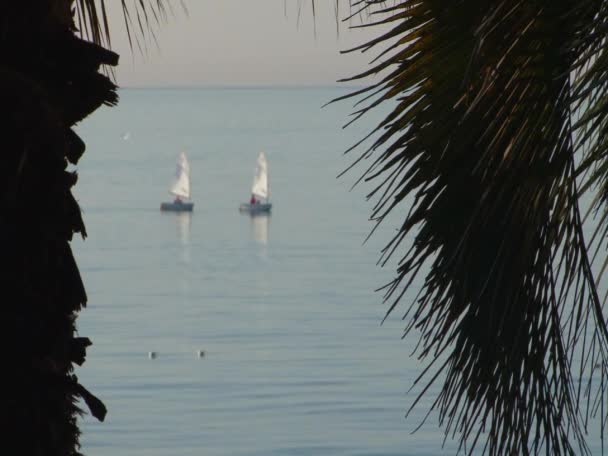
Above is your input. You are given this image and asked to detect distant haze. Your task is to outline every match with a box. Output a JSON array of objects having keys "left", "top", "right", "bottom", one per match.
[{"left": 106, "top": 1, "right": 385, "bottom": 87}]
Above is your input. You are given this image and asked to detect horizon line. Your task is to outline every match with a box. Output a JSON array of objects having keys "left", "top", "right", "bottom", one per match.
[{"left": 117, "top": 83, "right": 368, "bottom": 90}]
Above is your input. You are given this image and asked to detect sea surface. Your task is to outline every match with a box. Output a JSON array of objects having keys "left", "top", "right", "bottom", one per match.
[{"left": 72, "top": 88, "right": 603, "bottom": 456}]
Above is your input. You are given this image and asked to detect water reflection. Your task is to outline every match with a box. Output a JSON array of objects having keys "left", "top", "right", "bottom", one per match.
[
  {"left": 250, "top": 213, "right": 270, "bottom": 244},
  {"left": 175, "top": 212, "right": 191, "bottom": 245},
  {"left": 174, "top": 212, "right": 192, "bottom": 265}
]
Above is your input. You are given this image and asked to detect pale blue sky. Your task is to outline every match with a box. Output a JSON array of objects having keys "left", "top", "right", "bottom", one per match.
[{"left": 106, "top": 1, "right": 385, "bottom": 87}]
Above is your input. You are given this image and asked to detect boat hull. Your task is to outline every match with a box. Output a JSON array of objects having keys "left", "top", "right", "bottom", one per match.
[
  {"left": 239, "top": 203, "right": 272, "bottom": 214},
  {"left": 161, "top": 201, "right": 194, "bottom": 212}
]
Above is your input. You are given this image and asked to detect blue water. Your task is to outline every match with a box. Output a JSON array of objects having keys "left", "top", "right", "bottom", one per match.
[{"left": 71, "top": 88, "right": 603, "bottom": 455}]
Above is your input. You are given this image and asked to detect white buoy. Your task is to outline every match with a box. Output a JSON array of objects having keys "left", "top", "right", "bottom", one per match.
[
  {"left": 148, "top": 351, "right": 157, "bottom": 359},
  {"left": 196, "top": 350, "right": 205, "bottom": 358}
]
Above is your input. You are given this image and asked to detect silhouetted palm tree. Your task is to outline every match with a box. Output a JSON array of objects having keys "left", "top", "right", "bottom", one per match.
[
  {"left": 338, "top": 1, "right": 608, "bottom": 454},
  {"left": 8, "top": 1, "right": 608, "bottom": 455},
  {"left": 0, "top": 1, "right": 168, "bottom": 454}
]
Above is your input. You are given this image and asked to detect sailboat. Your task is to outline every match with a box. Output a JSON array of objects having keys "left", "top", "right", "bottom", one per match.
[
  {"left": 160, "top": 152, "right": 194, "bottom": 212},
  {"left": 239, "top": 151, "right": 272, "bottom": 213}
]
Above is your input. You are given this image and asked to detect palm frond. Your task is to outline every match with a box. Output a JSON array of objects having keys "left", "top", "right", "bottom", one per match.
[
  {"left": 341, "top": 1, "right": 608, "bottom": 453},
  {"left": 73, "top": 0, "right": 184, "bottom": 52}
]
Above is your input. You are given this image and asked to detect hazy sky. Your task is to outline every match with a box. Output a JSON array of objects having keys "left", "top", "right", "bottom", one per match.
[{"left": 105, "top": 1, "right": 386, "bottom": 87}]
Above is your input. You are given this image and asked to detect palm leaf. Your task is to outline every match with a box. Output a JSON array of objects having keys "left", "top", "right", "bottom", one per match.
[
  {"left": 73, "top": 0, "right": 184, "bottom": 52},
  {"left": 340, "top": 1, "right": 608, "bottom": 454}
]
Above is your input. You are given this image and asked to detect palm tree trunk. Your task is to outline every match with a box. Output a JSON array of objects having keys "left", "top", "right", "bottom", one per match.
[{"left": 0, "top": 2, "right": 117, "bottom": 454}]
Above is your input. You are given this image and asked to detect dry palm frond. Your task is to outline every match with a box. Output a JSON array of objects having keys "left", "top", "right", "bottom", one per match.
[{"left": 340, "top": 1, "right": 608, "bottom": 454}]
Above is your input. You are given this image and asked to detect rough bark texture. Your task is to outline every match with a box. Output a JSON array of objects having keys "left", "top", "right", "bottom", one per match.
[{"left": 0, "top": 2, "right": 118, "bottom": 454}]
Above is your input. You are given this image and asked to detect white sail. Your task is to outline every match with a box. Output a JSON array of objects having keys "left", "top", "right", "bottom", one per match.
[
  {"left": 251, "top": 152, "right": 269, "bottom": 200},
  {"left": 169, "top": 152, "right": 191, "bottom": 199}
]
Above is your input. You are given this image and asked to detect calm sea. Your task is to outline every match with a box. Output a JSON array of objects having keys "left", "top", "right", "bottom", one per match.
[{"left": 72, "top": 88, "right": 603, "bottom": 456}]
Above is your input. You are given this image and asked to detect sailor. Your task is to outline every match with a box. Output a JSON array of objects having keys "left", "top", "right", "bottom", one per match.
[{"left": 250, "top": 194, "right": 256, "bottom": 205}]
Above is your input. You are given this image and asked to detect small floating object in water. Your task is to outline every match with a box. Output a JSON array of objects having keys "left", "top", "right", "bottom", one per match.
[
  {"left": 148, "top": 351, "right": 157, "bottom": 359},
  {"left": 196, "top": 350, "right": 205, "bottom": 358},
  {"left": 121, "top": 132, "right": 131, "bottom": 141}
]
